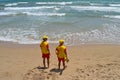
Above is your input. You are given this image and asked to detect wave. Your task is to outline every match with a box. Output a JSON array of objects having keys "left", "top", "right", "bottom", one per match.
[
  {"left": 4, "top": 5, "right": 120, "bottom": 12},
  {"left": 4, "top": 6, "right": 56, "bottom": 10},
  {"left": 36, "top": 2, "right": 72, "bottom": 5},
  {"left": 0, "top": 25, "right": 120, "bottom": 45},
  {"left": 109, "top": 4, "right": 120, "bottom": 7},
  {"left": 104, "top": 15, "right": 120, "bottom": 19},
  {"left": 70, "top": 6, "right": 120, "bottom": 12},
  {"left": 5, "top": 3, "right": 18, "bottom": 6},
  {"left": 23, "top": 12, "right": 66, "bottom": 16},
  {"left": 89, "top": 3, "right": 106, "bottom": 6},
  {"left": 0, "top": 12, "right": 17, "bottom": 16},
  {"left": 0, "top": 12, "right": 66, "bottom": 16},
  {"left": 5, "top": 2, "right": 28, "bottom": 6}
]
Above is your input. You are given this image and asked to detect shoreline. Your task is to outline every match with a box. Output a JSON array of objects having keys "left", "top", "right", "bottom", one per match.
[
  {"left": 0, "top": 41, "right": 120, "bottom": 80},
  {"left": 0, "top": 40, "right": 120, "bottom": 47}
]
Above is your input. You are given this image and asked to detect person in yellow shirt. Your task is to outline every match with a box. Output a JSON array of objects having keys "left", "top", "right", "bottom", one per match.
[
  {"left": 56, "top": 39, "right": 68, "bottom": 69},
  {"left": 40, "top": 36, "right": 50, "bottom": 68}
]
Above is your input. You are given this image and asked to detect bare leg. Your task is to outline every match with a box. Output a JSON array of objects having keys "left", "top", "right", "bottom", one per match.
[
  {"left": 43, "top": 58, "right": 46, "bottom": 68},
  {"left": 58, "top": 61, "right": 61, "bottom": 70},
  {"left": 47, "top": 58, "right": 49, "bottom": 68},
  {"left": 63, "top": 61, "right": 65, "bottom": 69}
]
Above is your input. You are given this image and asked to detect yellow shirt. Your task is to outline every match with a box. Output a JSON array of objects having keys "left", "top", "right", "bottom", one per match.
[
  {"left": 56, "top": 45, "right": 66, "bottom": 58},
  {"left": 40, "top": 41, "right": 49, "bottom": 54}
]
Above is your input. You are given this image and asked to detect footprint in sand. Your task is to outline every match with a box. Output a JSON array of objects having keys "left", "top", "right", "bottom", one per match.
[
  {"left": 72, "top": 63, "right": 120, "bottom": 80},
  {"left": 23, "top": 66, "right": 58, "bottom": 80}
]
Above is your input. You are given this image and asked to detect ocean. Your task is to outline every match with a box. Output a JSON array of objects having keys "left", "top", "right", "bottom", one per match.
[{"left": 0, "top": 0, "right": 120, "bottom": 45}]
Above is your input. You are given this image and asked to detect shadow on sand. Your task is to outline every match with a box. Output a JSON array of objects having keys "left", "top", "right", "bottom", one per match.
[
  {"left": 36, "top": 66, "right": 66, "bottom": 75},
  {"left": 50, "top": 68, "right": 65, "bottom": 75},
  {"left": 36, "top": 66, "right": 48, "bottom": 70}
]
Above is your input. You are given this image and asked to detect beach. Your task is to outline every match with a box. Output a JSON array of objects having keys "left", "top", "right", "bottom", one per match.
[
  {"left": 0, "top": 42, "right": 120, "bottom": 80},
  {"left": 0, "top": 0, "right": 120, "bottom": 80}
]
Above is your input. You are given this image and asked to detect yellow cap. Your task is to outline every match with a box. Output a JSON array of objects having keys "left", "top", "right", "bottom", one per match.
[
  {"left": 42, "top": 35, "right": 48, "bottom": 39},
  {"left": 59, "top": 39, "right": 64, "bottom": 43}
]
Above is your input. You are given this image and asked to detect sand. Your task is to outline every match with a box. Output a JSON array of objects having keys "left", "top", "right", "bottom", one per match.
[{"left": 0, "top": 41, "right": 120, "bottom": 80}]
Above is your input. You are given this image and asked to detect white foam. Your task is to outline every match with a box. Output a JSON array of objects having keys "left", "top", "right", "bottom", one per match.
[
  {"left": 5, "top": 3, "right": 18, "bottom": 6},
  {"left": 0, "top": 11, "right": 65, "bottom": 16},
  {"left": 0, "top": 28, "right": 40, "bottom": 44},
  {"left": 109, "top": 4, "right": 120, "bottom": 7},
  {"left": 0, "top": 37, "right": 16, "bottom": 42},
  {"left": 23, "top": 12, "right": 66, "bottom": 16},
  {"left": 70, "top": 6, "right": 120, "bottom": 12},
  {"left": 4, "top": 6, "right": 56, "bottom": 10},
  {"left": 46, "top": 25, "right": 120, "bottom": 45},
  {"left": 0, "top": 12, "right": 17, "bottom": 16},
  {"left": 18, "top": 40, "right": 40, "bottom": 44},
  {"left": 0, "top": 25, "right": 120, "bottom": 45},
  {"left": 90, "top": 3, "right": 105, "bottom": 6},
  {"left": 36, "top": 2, "right": 72, "bottom": 5},
  {"left": 5, "top": 2, "right": 28, "bottom": 7},
  {"left": 104, "top": 15, "right": 120, "bottom": 19}
]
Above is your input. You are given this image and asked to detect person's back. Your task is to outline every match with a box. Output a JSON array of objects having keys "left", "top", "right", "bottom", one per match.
[
  {"left": 56, "top": 39, "right": 68, "bottom": 69},
  {"left": 40, "top": 41, "right": 49, "bottom": 54},
  {"left": 40, "top": 36, "right": 50, "bottom": 68},
  {"left": 56, "top": 45, "right": 66, "bottom": 59}
]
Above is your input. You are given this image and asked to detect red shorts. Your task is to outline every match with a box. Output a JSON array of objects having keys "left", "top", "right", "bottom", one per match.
[
  {"left": 58, "top": 58, "right": 65, "bottom": 62},
  {"left": 42, "top": 54, "right": 50, "bottom": 59}
]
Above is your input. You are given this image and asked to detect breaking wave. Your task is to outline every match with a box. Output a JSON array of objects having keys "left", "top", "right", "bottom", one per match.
[{"left": 0, "top": 25, "right": 120, "bottom": 45}]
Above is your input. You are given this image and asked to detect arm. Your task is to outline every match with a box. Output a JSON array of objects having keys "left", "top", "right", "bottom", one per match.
[
  {"left": 55, "top": 48, "right": 59, "bottom": 55},
  {"left": 46, "top": 44, "right": 50, "bottom": 53},
  {"left": 40, "top": 42, "right": 42, "bottom": 48},
  {"left": 64, "top": 48, "right": 67, "bottom": 58},
  {"left": 64, "top": 47, "right": 69, "bottom": 62}
]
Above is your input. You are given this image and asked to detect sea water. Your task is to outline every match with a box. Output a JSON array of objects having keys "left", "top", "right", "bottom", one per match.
[{"left": 0, "top": 0, "right": 120, "bottom": 45}]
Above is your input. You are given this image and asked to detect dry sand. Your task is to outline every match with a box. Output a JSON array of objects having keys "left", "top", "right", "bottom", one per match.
[{"left": 0, "top": 41, "right": 120, "bottom": 80}]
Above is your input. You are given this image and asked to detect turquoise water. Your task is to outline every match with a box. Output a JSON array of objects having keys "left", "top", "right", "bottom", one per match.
[{"left": 0, "top": 0, "right": 120, "bottom": 45}]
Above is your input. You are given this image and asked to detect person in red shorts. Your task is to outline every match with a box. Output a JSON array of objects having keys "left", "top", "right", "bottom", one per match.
[
  {"left": 56, "top": 39, "right": 69, "bottom": 70},
  {"left": 40, "top": 36, "right": 50, "bottom": 68}
]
